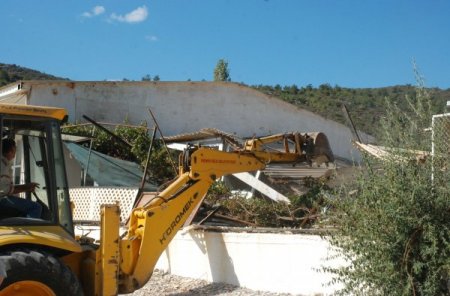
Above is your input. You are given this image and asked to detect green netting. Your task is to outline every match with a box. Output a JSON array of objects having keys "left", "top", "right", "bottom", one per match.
[{"left": 64, "top": 142, "right": 157, "bottom": 191}]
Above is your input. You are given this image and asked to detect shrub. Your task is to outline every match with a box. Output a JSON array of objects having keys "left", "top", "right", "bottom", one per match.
[{"left": 325, "top": 78, "right": 450, "bottom": 295}]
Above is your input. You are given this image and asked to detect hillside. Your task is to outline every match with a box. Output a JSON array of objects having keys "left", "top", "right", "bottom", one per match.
[
  {"left": 0, "top": 63, "right": 67, "bottom": 86},
  {"left": 253, "top": 84, "right": 450, "bottom": 136},
  {"left": 1, "top": 63, "right": 448, "bottom": 136}
]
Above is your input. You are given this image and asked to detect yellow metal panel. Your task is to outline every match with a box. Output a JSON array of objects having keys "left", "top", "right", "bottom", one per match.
[
  {"left": 189, "top": 148, "right": 266, "bottom": 179},
  {"left": 119, "top": 239, "right": 139, "bottom": 275},
  {"left": 61, "top": 249, "right": 97, "bottom": 296},
  {"left": 0, "top": 226, "right": 82, "bottom": 253},
  {"left": 0, "top": 103, "right": 67, "bottom": 121},
  {"left": 98, "top": 204, "right": 120, "bottom": 296}
]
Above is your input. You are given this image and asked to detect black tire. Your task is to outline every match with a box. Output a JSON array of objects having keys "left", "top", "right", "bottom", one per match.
[{"left": 0, "top": 249, "right": 84, "bottom": 295}]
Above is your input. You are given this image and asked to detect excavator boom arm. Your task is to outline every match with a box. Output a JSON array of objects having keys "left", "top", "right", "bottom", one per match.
[
  {"left": 118, "top": 147, "right": 266, "bottom": 292},
  {"left": 116, "top": 130, "right": 334, "bottom": 293}
]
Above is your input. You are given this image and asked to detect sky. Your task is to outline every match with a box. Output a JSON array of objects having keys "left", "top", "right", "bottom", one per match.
[{"left": 1, "top": 0, "right": 449, "bottom": 89}]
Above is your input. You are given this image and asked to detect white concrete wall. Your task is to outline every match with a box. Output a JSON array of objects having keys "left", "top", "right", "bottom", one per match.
[
  {"left": 156, "top": 230, "right": 343, "bottom": 295},
  {"left": 74, "top": 225, "right": 344, "bottom": 295},
  {"left": 0, "top": 81, "right": 365, "bottom": 161}
]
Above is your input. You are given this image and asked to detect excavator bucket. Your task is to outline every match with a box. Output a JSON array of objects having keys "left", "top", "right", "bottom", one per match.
[
  {"left": 305, "top": 132, "right": 335, "bottom": 164},
  {"left": 243, "top": 131, "right": 334, "bottom": 166}
]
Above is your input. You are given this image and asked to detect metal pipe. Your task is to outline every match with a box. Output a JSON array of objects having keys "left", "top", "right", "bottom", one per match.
[
  {"left": 147, "top": 108, "right": 177, "bottom": 175},
  {"left": 82, "top": 115, "right": 132, "bottom": 148}
]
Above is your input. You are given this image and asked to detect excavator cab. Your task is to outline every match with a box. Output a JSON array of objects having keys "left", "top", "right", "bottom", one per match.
[
  {"left": 0, "top": 105, "right": 84, "bottom": 296},
  {"left": 0, "top": 112, "right": 73, "bottom": 233}
]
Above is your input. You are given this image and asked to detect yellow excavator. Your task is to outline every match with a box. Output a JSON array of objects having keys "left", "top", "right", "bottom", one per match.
[{"left": 0, "top": 103, "right": 333, "bottom": 295}]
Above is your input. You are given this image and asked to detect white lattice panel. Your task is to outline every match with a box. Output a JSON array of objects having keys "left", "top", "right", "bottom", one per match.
[{"left": 69, "top": 187, "right": 139, "bottom": 223}]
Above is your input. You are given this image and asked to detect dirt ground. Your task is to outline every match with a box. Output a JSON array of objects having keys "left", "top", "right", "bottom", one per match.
[{"left": 124, "top": 269, "right": 301, "bottom": 296}]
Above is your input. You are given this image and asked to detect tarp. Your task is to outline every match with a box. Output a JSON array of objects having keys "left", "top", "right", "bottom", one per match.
[{"left": 64, "top": 142, "right": 157, "bottom": 190}]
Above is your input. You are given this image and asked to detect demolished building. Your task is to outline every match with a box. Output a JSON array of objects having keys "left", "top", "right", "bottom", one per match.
[
  {"left": 0, "top": 80, "right": 359, "bottom": 218},
  {"left": 0, "top": 80, "right": 369, "bottom": 162},
  {"left": 0, "top": 80, "right": 356, "bottom": 294}
]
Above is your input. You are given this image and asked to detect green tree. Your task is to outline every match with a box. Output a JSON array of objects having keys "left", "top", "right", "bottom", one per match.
[
  {"left": 141, "top": 74, "right": 160, "bottom": 81},
  {"left": 325, "top": 80, "right": 450, "bottom": 295},
  {"left": 141, "top": 74, "right": 152, "bottom": 81},
  {"left": 213, "top": 59, "right": 231, "bottom": 82},
  {"left": 0, "top": 69, "right": 10, "bottom": 82}
]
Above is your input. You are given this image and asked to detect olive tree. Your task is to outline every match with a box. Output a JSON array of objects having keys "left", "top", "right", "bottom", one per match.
[{"left": 325, "top": 79, "right": 450, "bottom": 295}]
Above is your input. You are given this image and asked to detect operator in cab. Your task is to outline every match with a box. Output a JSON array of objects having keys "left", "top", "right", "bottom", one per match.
[{"left": 0, "top": 138, "right": 42, "bottom": 218}]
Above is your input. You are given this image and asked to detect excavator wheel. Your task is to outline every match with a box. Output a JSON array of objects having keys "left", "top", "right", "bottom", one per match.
[{"left": 0, "top": 249, "right": 83, "bottom": 296}]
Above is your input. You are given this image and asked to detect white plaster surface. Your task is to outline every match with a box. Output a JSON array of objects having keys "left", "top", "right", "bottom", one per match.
[
  {"left": 0, "top": 81, "right": 367, "bottom": 161},
  {"left": 155, "top": 230, "right": 343, "bottom": 295},
  {"left": 74, "top": 225, "right": 343, "bottom": 295}
]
